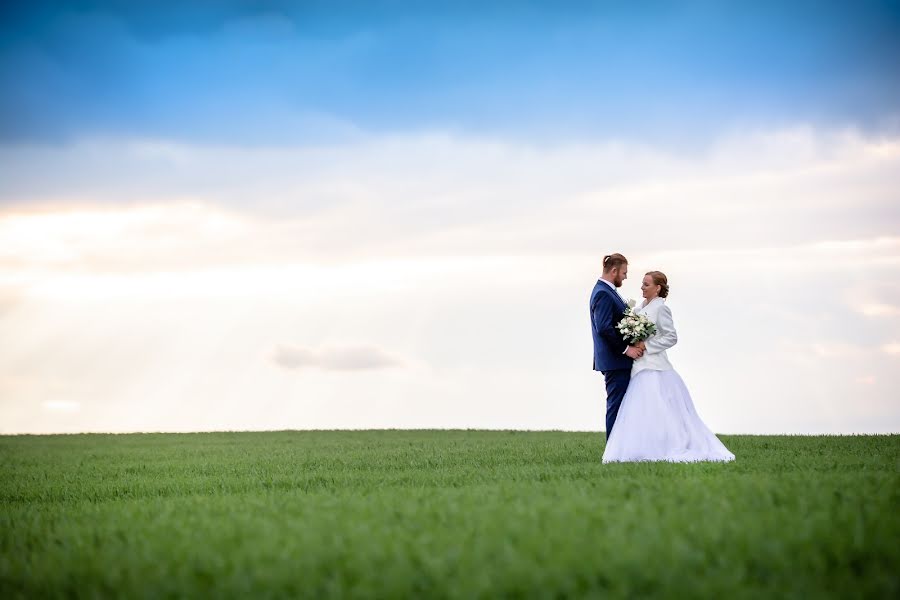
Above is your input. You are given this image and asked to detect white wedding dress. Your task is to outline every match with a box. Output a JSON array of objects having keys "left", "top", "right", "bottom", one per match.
[{"left": 602, "top": 297, "right": 735, "bottom": 463}]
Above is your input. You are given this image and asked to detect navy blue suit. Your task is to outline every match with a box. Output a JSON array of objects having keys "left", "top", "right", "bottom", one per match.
[{"left": 589, "top": 280, "right": 633, "bottom": 439}]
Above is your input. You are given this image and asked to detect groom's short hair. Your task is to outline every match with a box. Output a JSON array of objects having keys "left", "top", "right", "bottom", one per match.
[{"left": 602, "top": 253, "right": 628, "bottom": 273}]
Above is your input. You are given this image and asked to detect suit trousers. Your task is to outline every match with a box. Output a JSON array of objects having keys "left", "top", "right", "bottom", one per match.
[{"left": 603, "top": 368, "right": 631, "bottom": 440}]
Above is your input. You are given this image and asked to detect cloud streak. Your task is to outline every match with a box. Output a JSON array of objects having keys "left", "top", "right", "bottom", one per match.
[
  {"left": 860, "top": 304, "right": 900, "bottom": 317},
  {"left": 42, "top": 401, "right": 81, "bottom": 413},
  {"left": 1, "top": 127, "right": 898, "bottom": 262},
  {"left": 270, "top": 344, "right": 403, "bottom": 371}
]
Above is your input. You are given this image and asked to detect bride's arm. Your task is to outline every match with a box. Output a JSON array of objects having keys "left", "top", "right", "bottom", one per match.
[{"left": 643, "top": 305, "right": 678, "bottom": 354}]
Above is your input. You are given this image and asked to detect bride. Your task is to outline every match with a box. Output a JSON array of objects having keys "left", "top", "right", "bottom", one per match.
[{"left": 602, "top": 271, "right": 735, "bottom": 463}]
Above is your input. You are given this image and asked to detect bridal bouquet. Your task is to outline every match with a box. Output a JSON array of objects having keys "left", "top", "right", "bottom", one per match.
[{"left": 616, "top": 307, "right": 657, "bottom": 345}]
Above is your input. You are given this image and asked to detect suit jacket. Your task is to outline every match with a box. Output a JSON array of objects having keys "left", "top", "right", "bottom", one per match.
[
  {"left": 590, "top": 280, "right": 632, "bottom": 372},
  {"left": 631, "top": 297, "right": 678, "bottom": 378}
]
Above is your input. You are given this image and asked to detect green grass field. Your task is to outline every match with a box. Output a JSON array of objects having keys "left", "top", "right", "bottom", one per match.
[{"left": 1, "top": 431, "right": 897, "bottom": 598}]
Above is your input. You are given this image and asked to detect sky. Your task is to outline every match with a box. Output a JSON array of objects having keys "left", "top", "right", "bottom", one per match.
[{"left": 1, "top": 0, "right": 899, "bottom": 435}]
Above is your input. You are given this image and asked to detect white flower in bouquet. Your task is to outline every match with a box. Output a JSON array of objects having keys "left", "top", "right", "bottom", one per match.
[
  {"left": 626, "top": 298, "right": 637, "bottom": 309},
  {"left": 616, "top": 307, "right": 657, "bottom": 345}
]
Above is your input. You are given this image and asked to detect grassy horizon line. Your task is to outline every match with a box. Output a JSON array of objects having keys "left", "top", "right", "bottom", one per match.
[{"left": 1, "top": 428, "right": 898, "bottom": 437}]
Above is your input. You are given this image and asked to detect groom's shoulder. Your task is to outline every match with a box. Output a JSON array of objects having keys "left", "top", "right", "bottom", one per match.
[
  {"left": 590, "top": 281, "right": 613, "bottom": 304},
  {"left": 592, "top": 281, "right": 613, "bottom": 295}
]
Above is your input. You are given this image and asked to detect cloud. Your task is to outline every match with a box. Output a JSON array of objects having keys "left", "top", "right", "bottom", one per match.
[
  {"left": 42, "top": 400, "right": 81, "bottom": 413},
  {"left": 810, "top": 342, "right": 867, "bottom": 359},
  {"left": 1, "top": 126, "right": 898, "bottom": 265},
  {"left": 860, "top": 304, "right": 900, "bottom": 317},
  {"left": 882, "top": 342, "right": 900, "bottom": 356},
  {"left": 0, "top": 125, "right": 898, "bottom": 435},
  {"left": 0, "top": 287, "right": 22, "bottom": 316},
  {"left": 269, "top": 343, "right": 403, "bottom": 371},
  {"left": 0, "top": 201, "right": 265, "bottom": 272}
]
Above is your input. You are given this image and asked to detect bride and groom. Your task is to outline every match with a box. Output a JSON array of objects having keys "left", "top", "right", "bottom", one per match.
[{"left": 590, "top": 253, "right": 735, "bottom": 463}]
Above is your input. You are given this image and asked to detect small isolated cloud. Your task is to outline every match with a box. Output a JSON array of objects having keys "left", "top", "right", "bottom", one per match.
[
  {"left": 269, "top": 343, "right": 403, "bottom": 371},
  {"left": 42, "top": 401, "right": 81, "bottom": 413}
]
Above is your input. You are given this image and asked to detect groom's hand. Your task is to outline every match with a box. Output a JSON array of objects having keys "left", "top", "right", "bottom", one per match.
[{"left": 625, "top": 345, "right": 644, "bottom": 359}]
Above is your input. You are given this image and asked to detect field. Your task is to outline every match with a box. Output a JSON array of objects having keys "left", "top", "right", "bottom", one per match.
[{"left": 1, "top": 431, "right": 897, "bottom": 598}]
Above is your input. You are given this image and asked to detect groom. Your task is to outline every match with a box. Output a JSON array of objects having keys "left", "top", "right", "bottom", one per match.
[{"left": 590, "top": 253, "right": 644, "bottom": 439}]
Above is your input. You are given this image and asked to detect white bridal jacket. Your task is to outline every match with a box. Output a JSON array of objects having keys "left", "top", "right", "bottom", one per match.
[{"left": 631, "top": 297, "right": 678, "bottom": 378}]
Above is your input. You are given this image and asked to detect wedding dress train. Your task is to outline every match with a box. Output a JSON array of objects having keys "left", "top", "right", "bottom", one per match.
[{"left": 602, "top": 297, "right": 734, "bottom": 463}]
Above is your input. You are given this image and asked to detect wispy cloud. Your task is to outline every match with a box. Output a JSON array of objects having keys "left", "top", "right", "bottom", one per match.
[
  {"left": 882, "top": 342, "right": 900, "bottom": 356},
  {"left": 269, "top": 344, "right": 403, "bottom": 371},
  {"left": 2, "top": 127, "right": 898, "bottom": 263},
  {"left": 42, "top": 401, "right": 81, "bottom": 413},
  {"left": 810, "top": 342, "right": 867, "bottom": 359},
  {"left": 860, "top": 304, "right": 900, "bottom": 317}
]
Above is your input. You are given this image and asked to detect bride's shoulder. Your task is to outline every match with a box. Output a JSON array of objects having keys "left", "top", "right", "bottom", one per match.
[
  {"left": 650, "top": 298, "right": 672, "bottom": 316},
  {"left": 658, "top": 300, "right": 674, "bottom": 318}
]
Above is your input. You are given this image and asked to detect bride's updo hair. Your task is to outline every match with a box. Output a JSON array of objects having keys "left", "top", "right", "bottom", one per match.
[{"left": 646, "top": 271, "right": 670, "bottom": 298}]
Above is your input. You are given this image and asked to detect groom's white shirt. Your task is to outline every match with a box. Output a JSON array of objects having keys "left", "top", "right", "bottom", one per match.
[
  {"left": 631, "top": 297, "right": 677, "bottom": 378},
  {"left": 598, "top": 277, "right": 618, "bottom": 293}
]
